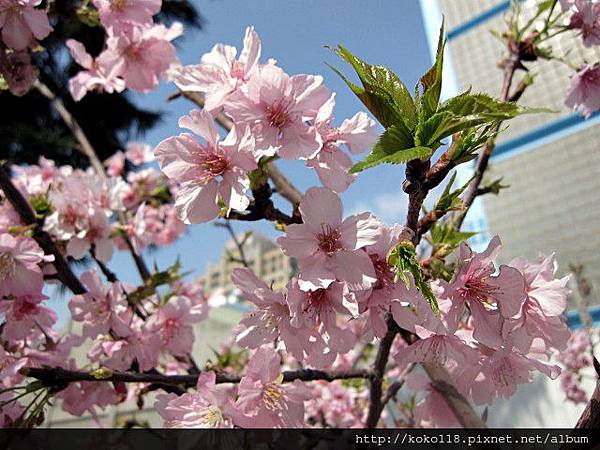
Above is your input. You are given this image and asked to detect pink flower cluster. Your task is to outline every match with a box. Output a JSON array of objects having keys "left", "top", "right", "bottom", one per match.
[
  {"left": 154, "top": 27, "right": 377, "bottom": 224},
  {"left": 156, "top": 346, "right": 310, "bottom": 428},
  {"left": 68, "top": 0, "right": 180, "bottom": 100},
  {"left": 558, "top": 329, "right": 596, "bottom": 403},
  {"left": 0, "top": 0, "right": 52, "bottom": 95}
]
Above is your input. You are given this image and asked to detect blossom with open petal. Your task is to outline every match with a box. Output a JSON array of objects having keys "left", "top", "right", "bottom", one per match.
[
  {"left": 0, "top": 233, "right": 47, "bottom": 297},
  {"left": 441, "top": 236, "right": 525, "bottom": 348},
  {"left": 236, "top": 346, "right": 311, "bottom": 427},
  {"left": 565, "top": 63, "right": 600, "bottom": 117},
  {"left": 92, "top": 0, "right": 161, "bottom": 33},
  {"left": 226, "top": 64, "right": 330, "bottom": 159},
  {"left": 306, "top": 95, "right": 377, "bottom": 192},
  {"left": 174, "top": 26, "right": 261, "bottom": 112},
  {"left": 277, "top": 187, "right": 380, "bottom": 291},
  {"left": 156, "top": 371, "right": 241, "bottom": 428},
  {"left": 0, "top": 0, "right": 52, "bottom": 51},
  {"left": 66, "top": 39, "right": 126, "bottom": 101},
  {"left": 154, "top": 109, "right": 257, "bottom": 223}
]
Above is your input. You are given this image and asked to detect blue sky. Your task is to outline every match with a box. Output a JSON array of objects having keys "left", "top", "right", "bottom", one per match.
[{"left": 54, "top": 0, "right": 433, "bottom": 310}]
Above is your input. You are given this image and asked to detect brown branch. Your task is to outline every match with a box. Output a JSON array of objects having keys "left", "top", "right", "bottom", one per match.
[
  {"left": 20, "top": 366, "right": 372, "bottom": 389},
  {"left": 264, "top": 162, "right": 303, "bottom": 207},
  {"left": 365, "top": 314, "right": 399, "bottom": 427},
  {"left": 34, "top": 81, "right": 107, "bottom": 181},
  {"left": 422, "top": 362, "right": 487, "bottom": 428},
  {"left": 453, "top": 40, "right": 525, "bottom": 231},
  {"left": 0, "top": 163, "right": 86, "bottom": 295},
  {"left": 574, "top": 358, "right": 600, "bottom": 429}
]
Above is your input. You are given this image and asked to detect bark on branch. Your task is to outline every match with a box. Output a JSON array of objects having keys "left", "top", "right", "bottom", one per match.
[{"left": 20, "top": 366, "right": 372, "bottom": 388}]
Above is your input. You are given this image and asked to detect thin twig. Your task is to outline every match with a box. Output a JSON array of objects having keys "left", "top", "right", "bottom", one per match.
[{"left": 34, "top": 81, "right": 107, "bottom": 181}]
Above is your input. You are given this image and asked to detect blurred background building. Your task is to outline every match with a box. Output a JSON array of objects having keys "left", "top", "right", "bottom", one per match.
[
  {"left": 419, "top": 0, "right": 600, "bottom": 427},
  {"left": 197, "top": 232, "right": 296, "bottom": 296},
  {"left": 420, "top": 0, "right": 600, "bottom": 308}
]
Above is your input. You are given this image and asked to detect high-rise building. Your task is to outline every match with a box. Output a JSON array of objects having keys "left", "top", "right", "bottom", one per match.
[
  {"left": 419, "top": 0, "right": 600, "bottom": 307},
  {"left": 198, "top": 232, "right": 296, "bottom": 296}
]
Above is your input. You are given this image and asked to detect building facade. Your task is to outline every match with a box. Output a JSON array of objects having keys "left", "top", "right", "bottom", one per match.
[
  {"left": 198, "top": 232, "right": 296, "bottom": 297},
  {"left": 418, "top": 0, "right": 600, "bottom": 427},
  {"left": 420, "top": 0, "right": 600, "bottom": 307}
]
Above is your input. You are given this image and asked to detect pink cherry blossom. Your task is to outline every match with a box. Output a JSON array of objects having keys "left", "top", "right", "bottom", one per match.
[
  {"left": 0, "top": 0, "right": 52, "bottom": 51},
  {"left": 0, "top": 233, "right": 47, "bottom": 297},
  {"left": 156, "top": 371, "right": 240, "bottom": 428},
  {"left": 504, "top": 254, "right": 571, "bottom": 353},
  {"left": 146, "top": 296, "right": 206, "bottom": 356},
  {"left": 306, "top": 95, "right": 377, "bottom": 192},
  {"left": 236, "top": 346, "right": 311, "bottom": 427},
  {"left": 231, "top": 267, "right": 309, "bottom": 360},
  {"left": 441, "top": 236, "right": 525, "bottom": 348},
  {"left": 174, "top": 26, "right": 261, "bottom": 112},
  {"left": 277, "top": 187, "right": 380, "bottom": 291},
  {"left": 154, "top": 109, "right": 257, "bottom": 223},
  {"left": 104, "top": 24, "right": 178, "bottom": 93},
  {"left": 104, "top": 150, "right": 126, "bottom": 176},
  {"left": 66, "top": 39, "right": 126, "bottom": 101},
  {"left": 286, "top": 280, "right": 358, "bottom": 365},
  {"left": 467, "top": 344, "right": 560, "bottom": 405},
  {"left": 92, "top": 0, "right": 161, "bottom": 33},
  {"left": 0, "top": 48, "right": 37, "bottom": 96},
  {"left": 0, "top": 293, "right": 56, "bottom": 342},
  {"left": 88, "top": 326, "right": 161, "bottom": 371},
  {"left": 567, "top": 0, "right": 600, "bottom": 47},
  {"left": 125, "top": 142, "right": 155, "bottom": 165},
  {"left": 69, "top": 270, "right": 133, "bottom": 339},
  {"left": 226, "top": 64, "right": 330, "bottom": 159},
  {"left": 565, "top": 63, "right": 600, "bottom": 117},
  {"left": 65, "top": 208, "right": 114, "bottom": 263}
]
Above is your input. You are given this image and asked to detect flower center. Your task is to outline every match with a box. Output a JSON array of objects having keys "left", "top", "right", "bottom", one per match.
[
  {"left": 200, "top": 153, "right": 230, "bottom": 177},
  {"left": 126, "top": 44, "right": 142, "bottom": 61},
  {"left": 111, "top": 0, "right": 128, "bottom": 11},
  {"left": 199, "top": 405, "right": 225, "bottom": 428},
  {"left": 265, "top": 102, "right": 290, "bottom": 129},
  {"left": 457, "top": 273, "right": 499, "bottom": 304},
  {"left": 317, "top": 225, "right": 342, "bottom": 255},
  {"left": 305, "top": 289, "right": 328, "bottom": 319},
  {"left": 0, "top": 252, "right": 16, "bottom": 282},
  {"left": 262, "top": 383, "right": 286, "bottom": 411}
]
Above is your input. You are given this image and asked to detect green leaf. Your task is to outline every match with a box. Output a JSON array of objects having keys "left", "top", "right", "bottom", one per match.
[
  {"left": 387, "top": 242, "right": 439, "bottom": 314},
  {"left": 432, "top": 172, "right": 473, "bottom": 215},
  {"left": 417, "top": 20, "right": 445, "bottom": 121},
  {"left": 415, "top": 111, "right": 490, "bottom": 147},
  {"left": 327, "top": 46, "right": 417, "bottom": 129},
  {"left": 448, "top": 126, "right": 498, "bottom": 165},
  {"left": 350, "top": 126, "right": 431, "bottom": 173},
  {"left": 427, "top": 222, "right": 478, "bottom": 258},
  {"left": 439, "top": 92, "right": 545, "bottom": 120}
]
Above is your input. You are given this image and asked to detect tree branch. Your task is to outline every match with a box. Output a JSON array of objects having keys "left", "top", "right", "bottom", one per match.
[
  {"left": 34, "top": 81, "right": 107, "bottom": 181},
  {"left": 20, "top": 366, "right": 372, "bottom": 389},
  {"left": 0, "top": 163, "right": 86, "bottom": 295},
  {"left": 574, "top": 358, "right": 600, "bottom": 429},
  {"left": 365, "top": 314, "right": 399, "bottom": 427}
]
